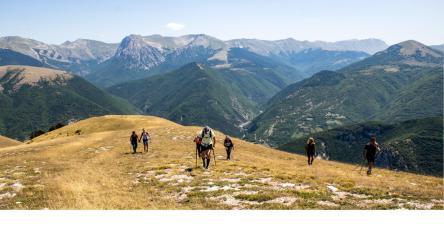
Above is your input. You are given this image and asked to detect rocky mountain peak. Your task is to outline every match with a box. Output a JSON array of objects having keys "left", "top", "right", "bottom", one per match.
[{"left": 114, "top": 35, "right": 165, "bottom": 70}]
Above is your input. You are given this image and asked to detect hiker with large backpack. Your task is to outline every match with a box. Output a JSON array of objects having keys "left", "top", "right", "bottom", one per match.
[
  {"left": 139, "top": 128, "right": 151, "bottom": 153},
  {"left": 223, "top": 135, "right": 234, "bottom": 160},
  {"left": 130, "top": 131, "right": 139, "bottom": 154},
  {"left": 363, "top": 137, "right": 380, "bottom": 175},
  {"left": 196, "top": 126, "right": 216, "bottom": 169},
  {"left": 305, "top": 137, "right": 316, "bottom": 165}
]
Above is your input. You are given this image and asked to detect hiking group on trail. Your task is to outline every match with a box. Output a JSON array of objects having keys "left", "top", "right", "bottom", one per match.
[
  {"left": 128, "top": 126, "right": 380, "bottom": 175},
  {"left": 129, "top": 129, "right": 151, "bottom": 154},
  {"left": 302, "top": 136, "right": 381, "bottom": 175}
]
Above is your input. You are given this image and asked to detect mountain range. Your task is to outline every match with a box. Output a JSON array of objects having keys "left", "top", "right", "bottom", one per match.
[
  {"left": 1, "top": 35, "right": 388, "bottom": 87},
  {"left": 247, "top": 40, "right": 443, "bottom": 147},
  {"left": 0, "top": 36, "right": 118, "bottom": 76}
]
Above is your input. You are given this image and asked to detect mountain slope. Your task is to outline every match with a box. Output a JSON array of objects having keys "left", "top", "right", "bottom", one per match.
[
  {"left": 272, "top": 48, "right": 369, "bottom": 76},
  {"left": 280, "top": 117, "right": 443, "bottom": 176},
  {"left": 0, "top": 49, "right": 45, "bottom": 67},
  {"left": 227, "top": 38, "right": 387, "bottom": 55},
  {"left": 247, "top": 40, "right": 443, "bottom": 146},
  {"left": 86, "top": 35, "right": 302, "bottom": 88},
  {"left": 108, "top": 63, "right": 258, "bottom": 136},
  {"left": 86, "top": 34, "right": 228, "bottom": 87},
  {"left": 0, "top": 65, "right": 138, "bottom": 140},
  {"left": 0, "top": 135, "right": 22, "bottom": 148},
  {"left": 0, "top": 115, "right": 442, "bottom": 209},
  {"left": 431, "top": 44, "right": 444, "bottom": 53},
  {"left": 0, "top": 36, "right": 118, "bottom": 75}
]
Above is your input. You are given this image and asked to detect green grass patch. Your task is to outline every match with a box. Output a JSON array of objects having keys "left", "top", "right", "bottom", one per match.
[{"left": 235, "top": 193, "right": 274, "bottom": 202}]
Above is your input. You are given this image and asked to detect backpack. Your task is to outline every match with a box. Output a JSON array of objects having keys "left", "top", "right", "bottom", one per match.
[
  {"left": 201, "top": 128, "right": 212, "bottom": 138},
  {"left": 142, "top": 132, "right": 149, "bottom": 140},
  {"left": 224, "top": 139, "right": 232, "bottom": 147}
]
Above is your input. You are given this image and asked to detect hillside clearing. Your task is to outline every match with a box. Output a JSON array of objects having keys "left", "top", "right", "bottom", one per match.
[{"left": 0, "top": 115, "right": 442, "bottom": 209}]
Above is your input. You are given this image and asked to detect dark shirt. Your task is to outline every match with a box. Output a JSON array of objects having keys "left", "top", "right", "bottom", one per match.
[
  {"left": 306, "top": 143, "right": 316, "bottom": 155},
  {"left": 364, "top": 143, "right": 378, "bottom": 157},
  {"left": 130, "top": 134, "right": 138, "bottom": 144},
  {"left": 224, "top": 138, "right": 233, "bottom": 148}
]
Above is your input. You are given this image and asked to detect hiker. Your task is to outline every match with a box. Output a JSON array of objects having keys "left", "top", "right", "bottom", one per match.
[
  {"left": 363, "top": 136, "right": 380, "bottom": 175},
  {"left": 305, "top": 137, "right": 316, "bottom": 165},
  {"left": 223, "top": 135, "right": 234, "bottom": 160},
  {"left": 130, "top": 131, "right": 139, "bottom": 154},
  {"left": 196, "top": 126, "right": 216, "bottom": 169},
  {"left": 193, "top": 136, "right": 203, "bottom": 165},
  {"left": 139, "top": 128, "right": 151, "bottom": 153}
]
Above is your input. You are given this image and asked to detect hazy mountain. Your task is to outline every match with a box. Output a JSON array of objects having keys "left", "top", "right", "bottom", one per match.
[
  {"left": 215, "top": 47, "right": 303, "bottom": 104},
  {"left": 430, "top": 44, "right": 444, "bottom": 52},
  {"left": 0, "top": 36, "right": 118, "bottom": 75},
  {"left": 0, "top": 65, "right": 138, "bottom": 140},
  {"left": 108, "top": 63, "right": 258, "bottom": 135},
  {"left": 280, "top": 117, "right": 443, "bottom": 176},
  {"left": 87, "top": 34, "right": 303, "bottom": 88},
  {"left": 0, "top": 49, "right": 45, "bottom": 67},
  {"left": 247, "top": 40, "right": 443, "bottom": 146},
  {"left": 1, "top": 35, "right": 388, "bottom": 88},
  {"left": 272, "top": 48, "right": 370, "bottom": 76},
  {"left": 86, "top": 34, "right": 385, "bottom": 87},
  {"left": 86, "top": 34, "right": 229, "bottom": 87},
  {"left": 227, "top": 38, "right": 388, "bottom": 55}
]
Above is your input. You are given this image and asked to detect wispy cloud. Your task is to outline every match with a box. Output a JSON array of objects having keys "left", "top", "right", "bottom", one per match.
[{"left": 166, "top": 22, "right": 185, "bottom": 31}]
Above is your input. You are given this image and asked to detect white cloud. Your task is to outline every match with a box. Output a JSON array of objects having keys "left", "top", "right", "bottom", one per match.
[{"left": 166, "top": 22, "right": 185, "bottom": 31}]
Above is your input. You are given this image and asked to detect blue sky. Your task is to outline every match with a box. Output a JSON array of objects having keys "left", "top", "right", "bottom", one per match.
[{"left": 1, "top": 0, "right": 443, "bottom": 45}]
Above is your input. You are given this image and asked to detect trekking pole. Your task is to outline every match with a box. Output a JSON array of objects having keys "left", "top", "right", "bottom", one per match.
[
  {"left": 213, "top": 148, "right": 216, "bottom": 166},
  {"left": 353, "top": 155, "right": 366, "bottom": 173},
  {"left": 195, "top": 148, "right": 198, "bottom": 167}
]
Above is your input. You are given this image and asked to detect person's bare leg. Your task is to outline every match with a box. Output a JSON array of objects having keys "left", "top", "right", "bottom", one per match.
[{"left": 367, "top": 162, "right": 373, "bottom": 175}]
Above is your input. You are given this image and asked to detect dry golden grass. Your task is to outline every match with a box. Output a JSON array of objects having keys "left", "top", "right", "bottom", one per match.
[
  {"left": 0, "top": 65, "right": 72, "bottom": 88},
  {"left": 0, "top": 135, "right": 22, "bottom": 148},
  {"left": 0, "top": 115, "right": 442, "bottom": 209}
]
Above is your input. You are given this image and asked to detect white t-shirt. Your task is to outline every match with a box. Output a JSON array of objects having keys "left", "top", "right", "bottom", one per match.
[{"left": 197, "top": 129, "right": 215, "bottom": 145}]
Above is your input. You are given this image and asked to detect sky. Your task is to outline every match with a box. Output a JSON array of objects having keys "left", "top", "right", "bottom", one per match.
[{"left": 1, "top": 0, "right": 443, "bottom": 45}]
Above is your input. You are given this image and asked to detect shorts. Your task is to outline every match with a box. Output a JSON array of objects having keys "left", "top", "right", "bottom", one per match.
[
  {"left": 366, "top": 153, "right": 375, "bottom": 163},
  {"left": 143, "top": 139, "right": 149, "bottom": 145},
  {"left": 307, "top": 153, "right": 315, "bottom": 157},
  {"left": 200, "top": 144, "right": 213, "bottom": 152}
]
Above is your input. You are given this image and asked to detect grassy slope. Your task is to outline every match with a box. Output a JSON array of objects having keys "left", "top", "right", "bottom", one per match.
[
  {"left": 0, "top": 135, "right": 22, "bottom": 148},
  {"left": 248, "top": 65, "right": 443, "bottom": 147},
  {"left": 0, "top": 49, "right": 45, "bottom": 67},
  {"left": 108, "top": 63, "right": 258, "bottom": 136},
  {"left": 0, "top": 115, "right": 442, "bottom": 209},
  {"left": 279, "top": 117, "right": 443, "bottom": 176}
]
